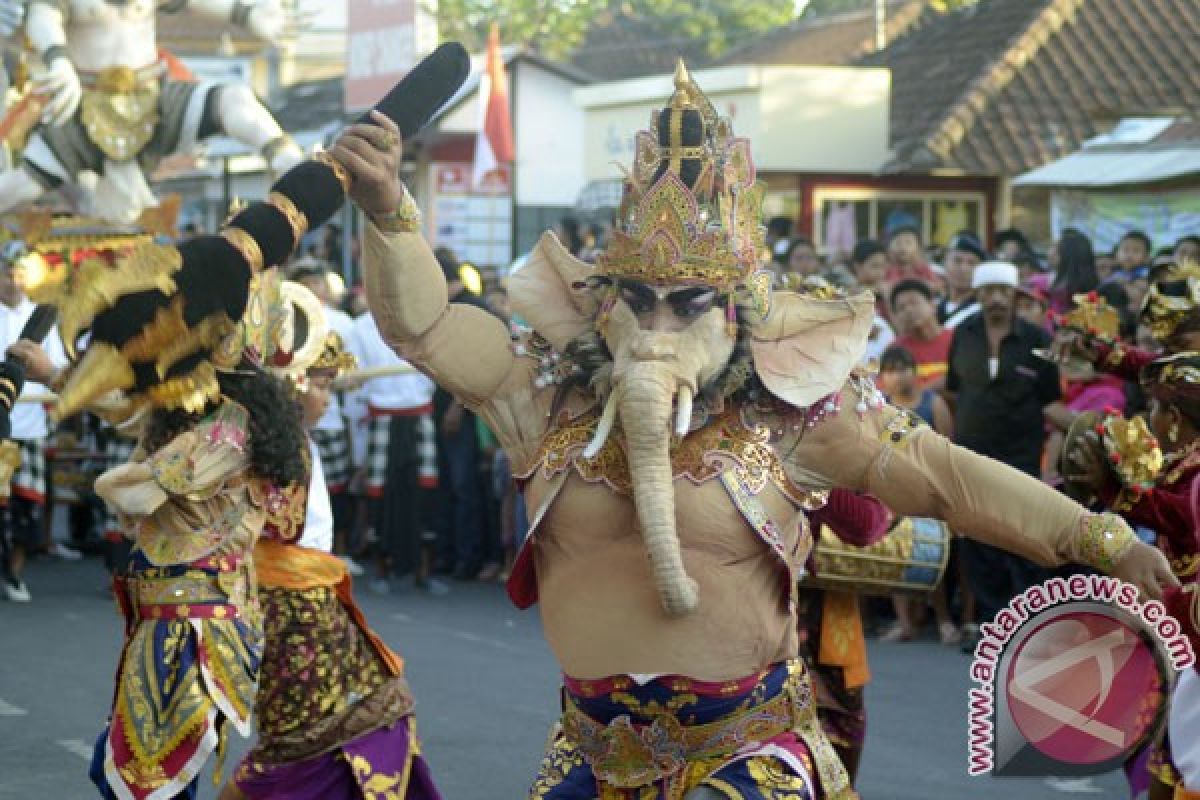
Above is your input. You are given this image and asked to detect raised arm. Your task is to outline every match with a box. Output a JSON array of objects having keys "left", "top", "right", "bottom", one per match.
[
  {"left": 330, "top": 115, "right": 543, "bottom": 462},
  {"left": 787, "top": 377, "right": 1177, "bottom": 599},
  {"left": 25, "top": 1, "right": 79, "bottom": 126}
]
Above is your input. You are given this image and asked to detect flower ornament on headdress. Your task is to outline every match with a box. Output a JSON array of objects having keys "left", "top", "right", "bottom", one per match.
[
  {"left": 596, "top": 61, "right": 769, "bottom": 334},
  {"left": 1143, "top": 259, "right": 1200, "bottom": 341}
]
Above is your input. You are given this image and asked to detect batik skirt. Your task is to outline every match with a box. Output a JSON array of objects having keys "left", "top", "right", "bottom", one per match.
[
  {"left": 91, "top": 553, "right": 261, "bottom": 800},
  {"left": 234, "top": 542, "right": 441, "bottom": 799},
  {"left": 529, "top": 660, "right": 856, "bottom": 800}
]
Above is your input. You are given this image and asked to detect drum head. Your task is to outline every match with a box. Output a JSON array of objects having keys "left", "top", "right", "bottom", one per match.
[{"left": 1061, "top": 410, "right": 1101, "bottom": 504}]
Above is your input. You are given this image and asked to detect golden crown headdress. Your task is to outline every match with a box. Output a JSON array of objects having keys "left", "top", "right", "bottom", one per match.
[
  {"left": 311, "top": 331, "right": 357, "bottom": 377},
  {"left": 597, "top": 61, "right": 764, "bottom": 295},
  {"left": 1143, "top": 259, "right": 1200, "bottom": 341},
  {"left": 1054, "top": 291, "right": 1121, "bottom": 342}
]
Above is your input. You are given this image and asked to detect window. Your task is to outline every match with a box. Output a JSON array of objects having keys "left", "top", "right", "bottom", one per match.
[{"left": 812, "top": 188, "right": 987, "bottom": 255}]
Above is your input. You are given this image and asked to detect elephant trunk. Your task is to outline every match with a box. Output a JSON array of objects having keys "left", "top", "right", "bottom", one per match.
[{"left": 618, "top": 362, "right": 698, "bottom": 616}]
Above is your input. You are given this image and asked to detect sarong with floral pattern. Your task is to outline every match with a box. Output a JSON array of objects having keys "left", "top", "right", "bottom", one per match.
[
  {"left": 95, "top": 552, "right": 261, "bottom": 800},
  {"left": 233, "top": 540, "right": 440, "bottom": 799},
  {"left": 529, "top": 660, "right": 856, "bottom": 800}
]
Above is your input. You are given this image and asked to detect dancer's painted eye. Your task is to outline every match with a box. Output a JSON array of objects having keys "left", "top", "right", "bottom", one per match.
[
  {"left": 619, "top": 281, "right": 656, "bottom": 314},
  {"left": 669, "top": 289, "right": 716, "bottom": 318}
]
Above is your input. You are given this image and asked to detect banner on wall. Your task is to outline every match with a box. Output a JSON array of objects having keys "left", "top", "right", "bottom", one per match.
[{"left": 1051, "top": 189, "right": 1200, "bottom": 253}]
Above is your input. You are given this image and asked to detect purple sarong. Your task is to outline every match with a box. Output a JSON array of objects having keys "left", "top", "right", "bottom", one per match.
[{"left": 234, "top": 715, "right": 440, "bottom": 799}]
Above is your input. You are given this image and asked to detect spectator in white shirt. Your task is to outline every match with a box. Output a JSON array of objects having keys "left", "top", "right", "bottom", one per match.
[
  {"left": 0, "top": 248, "right": 69, "bottom": 603},
  {"left": 349, "top": 310, "right": 438, "bottom": 593}
]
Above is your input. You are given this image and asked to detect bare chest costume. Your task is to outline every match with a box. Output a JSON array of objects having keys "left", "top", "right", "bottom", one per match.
[{"left": 361, "top": 64, "right": 1140, "bottom": 800}]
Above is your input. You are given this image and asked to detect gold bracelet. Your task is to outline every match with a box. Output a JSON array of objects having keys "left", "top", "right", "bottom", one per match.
[
  {"left": 267, "top": 192, "right": 309, "bottom": 254},
  {"left": 223, "top": 227, "right": 265, "bottom": 274},
  {"left": 313, "top": 152, "right": 352, "bottom": 195},
  {"left": 1074, "top": 512, "right": 1136, "bottom": 573},
  {"left": 370, "top": 184, "right": 422, "bottom": 234}
]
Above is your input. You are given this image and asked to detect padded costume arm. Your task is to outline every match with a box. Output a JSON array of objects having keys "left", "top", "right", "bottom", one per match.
[
  {"left": 791, "top": 381, "right": 1135, "bottom": 573},
  {"left": 362, "top": 219, "right": 543, "bottom": 465}
]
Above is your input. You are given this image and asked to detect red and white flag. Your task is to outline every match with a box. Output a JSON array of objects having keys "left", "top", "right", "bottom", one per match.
[{"left": 472, "top": 24, "right": 514, "bottom": 191}]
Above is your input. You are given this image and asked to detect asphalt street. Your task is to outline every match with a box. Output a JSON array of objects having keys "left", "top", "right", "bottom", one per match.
[{"left": 1, "top": 556, "right": 1128, "bottom": 799}]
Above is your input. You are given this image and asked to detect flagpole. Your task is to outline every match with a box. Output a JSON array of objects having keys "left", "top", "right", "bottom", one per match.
[{"left": 508, "top": 50, "right": 518, "bottom": 272}]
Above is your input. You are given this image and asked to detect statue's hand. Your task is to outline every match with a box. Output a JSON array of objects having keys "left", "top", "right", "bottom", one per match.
[
  {"left": 0, "top": 0, "right": 24, "bottom": 39},
  {"left": 329, "top": 111, "right": 404, "bottom": 219},
  {"left": 1111, "top": 540, "right": 1178, "bottom": 602},
  {"left": 35, "top": 57, "right": 82, "bottom": 127}
]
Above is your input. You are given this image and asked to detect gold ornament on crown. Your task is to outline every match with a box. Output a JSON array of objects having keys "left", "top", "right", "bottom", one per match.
[
  {"left": 597, "top": 61, "right": 765, "bottom": 293},
  {"left": 1143, "top": 259, "right": 1200, "bottom": 341},
  {"left": 310, "top": 332, "right": 357, "bottom": 377},
  {"left": 1057, "top": 291, "right": 1121, "bottom": 342},
  {"left": 1097, "top": 412, "right": 1163, "bottom": 495},
  {"left": 213, "top": 268, "right": 285, "bottom": 371},
  {"left": 21, "top": 242, "right": 183, "bottom": 358}
]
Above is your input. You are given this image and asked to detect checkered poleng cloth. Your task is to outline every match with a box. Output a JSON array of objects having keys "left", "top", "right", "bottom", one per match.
[
  {"left": 101, "top": 436, "right": 138, "bottom": 539},
  {"left": 366, "top": 413, "right": 437, "bottom": 497},
  {"left": 310, "top": 428, "right": 353, "bottom": 493},
  {"left": 11, "top": 439, "right": 46, "bottom": 505}
]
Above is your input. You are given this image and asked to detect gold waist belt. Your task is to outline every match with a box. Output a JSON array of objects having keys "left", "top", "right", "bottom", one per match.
[
  {"left": 131, "top": 569, "right": 247, "bottom": 620},
  {"left": 79, "top": 62, "right": 166, "bottom": 92},
  {"left": 560, "top": 668, "right": 803, "bottom": 789}
]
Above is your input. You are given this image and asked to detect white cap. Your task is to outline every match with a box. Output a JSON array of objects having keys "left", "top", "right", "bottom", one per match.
[{"left": 971, "top": 260, "right": 1019, "bottom": 290}]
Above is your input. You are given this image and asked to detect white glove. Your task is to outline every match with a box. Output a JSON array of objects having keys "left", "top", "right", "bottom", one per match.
[
  {"left": 0, "top": 0, "right": 24, "bottom": 39},
  {"left": 35, "top": 57, "right": 82, "bottom": 128}
]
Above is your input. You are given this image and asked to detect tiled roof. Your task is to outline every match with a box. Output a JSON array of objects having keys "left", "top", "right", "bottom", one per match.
[
  {"left": 858, "top": 0, "right": 1200, "bottom": 175},
  {"left": 717, "top": 0, "right": 925, "bottom": 67}
]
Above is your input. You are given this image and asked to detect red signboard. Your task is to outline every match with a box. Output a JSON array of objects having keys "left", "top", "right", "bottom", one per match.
[{"left": 345, "top": 0, "right": 418, "bottom": 112}]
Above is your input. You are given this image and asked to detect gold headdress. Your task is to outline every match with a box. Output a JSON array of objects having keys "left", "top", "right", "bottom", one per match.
[
  {"left": 1143, "top": 259, "right": 1200, "bottom": 341},
  {"left": 597, "top": 61, "right": 764, "bottom": 295},
  {"left": 1096, "top": 411, "right": 1163, "bottom": 494},
  {"left": 1056, "top": 291, "right": 1121, "bottom": 342},
  {"left": 270, "top": 280, "right": 330, "bottom": 388},
  {"left": 310, "top": 332, "right": 357, "bottom": 377},
  {"left": 212, "top": 268, "right": 285, "bottom": 371}
]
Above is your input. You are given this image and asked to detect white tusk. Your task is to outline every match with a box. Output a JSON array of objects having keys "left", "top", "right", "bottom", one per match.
[
  {"left": 674, "top": 385, "right": 693, "bottom": 438},
  {"left": 583, "top": 390, "right": 619, "bottom": 459}
]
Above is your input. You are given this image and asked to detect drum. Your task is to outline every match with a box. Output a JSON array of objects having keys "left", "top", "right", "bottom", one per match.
[{"left": 802, "top": 517, "right": 951, "bottom": 595}]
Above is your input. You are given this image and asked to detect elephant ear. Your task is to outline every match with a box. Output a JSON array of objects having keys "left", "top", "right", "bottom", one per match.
[
  {"left": 750, "top": 289, "right": 875, "bottom": 409},
  {"left": 507, "top": 232, "right": 597, "bottom": 352}
]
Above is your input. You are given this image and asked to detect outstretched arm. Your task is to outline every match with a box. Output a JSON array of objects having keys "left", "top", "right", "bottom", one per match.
[
  {"left": 789, "top": 378, "right": 1178, "bottom": 599},
  {"left": 330, "top": 114, "right": 542, "bottom": 464}
]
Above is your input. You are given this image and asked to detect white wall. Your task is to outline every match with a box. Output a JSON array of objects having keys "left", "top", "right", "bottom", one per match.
[
  {"left": 575, "top": 65, "right": 890, "bottom": 181},
  {"left": 513, "top": 63, "right": 586, "bottom": 208}
]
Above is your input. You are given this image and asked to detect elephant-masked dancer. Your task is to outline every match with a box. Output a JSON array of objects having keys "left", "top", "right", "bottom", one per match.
[
  {"left": 0, "top": 0, "right": 303, "bottom": 220},
  {"left": 225, "top": 280, "right": 440, "bottom": 800},
  {"left": 334, "top": 63, "right": 1177, "bottom": 800}
]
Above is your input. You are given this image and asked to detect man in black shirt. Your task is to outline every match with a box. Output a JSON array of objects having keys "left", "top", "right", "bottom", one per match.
[{"left": 945, "top": 261, "right": 1060, "bottom": 650}]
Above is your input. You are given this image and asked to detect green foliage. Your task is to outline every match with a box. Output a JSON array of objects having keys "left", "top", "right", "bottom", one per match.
[{"left": 433, "top": 0, "right": 796, "bottom": 60}]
